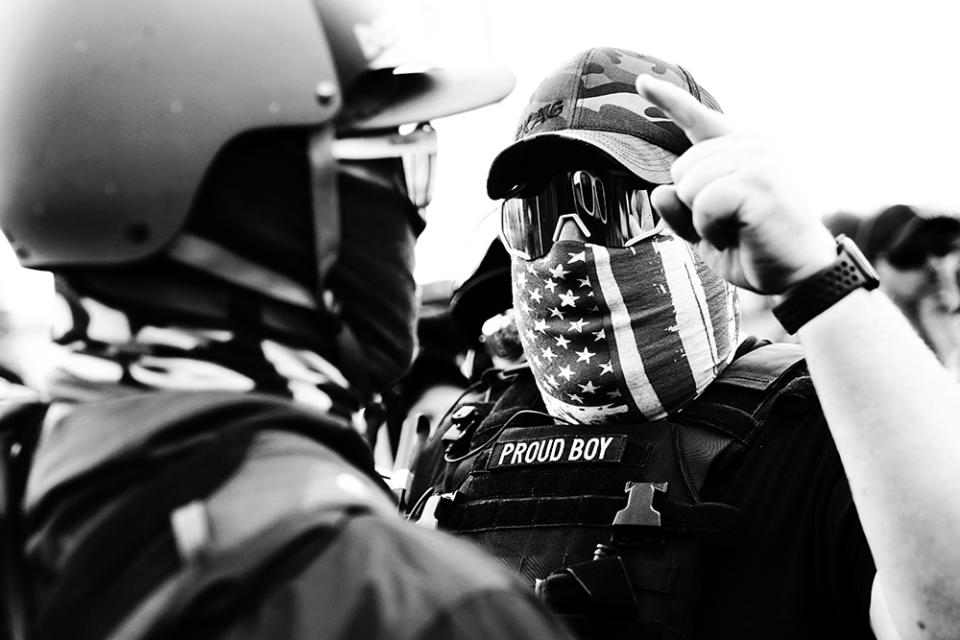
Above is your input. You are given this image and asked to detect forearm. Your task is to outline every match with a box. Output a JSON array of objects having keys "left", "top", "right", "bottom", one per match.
[{"left": 799, "top": 287, "right": 960, "bottom": 638}]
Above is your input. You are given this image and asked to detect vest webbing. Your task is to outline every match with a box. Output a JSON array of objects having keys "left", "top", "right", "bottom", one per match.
[{"left": 431, "top": 343, "right": 812, "bottom": 640}]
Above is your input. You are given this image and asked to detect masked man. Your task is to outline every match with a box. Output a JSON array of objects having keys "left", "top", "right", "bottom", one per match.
[{"left": 414, "top": 48, "right": 877, "bottom": 639}]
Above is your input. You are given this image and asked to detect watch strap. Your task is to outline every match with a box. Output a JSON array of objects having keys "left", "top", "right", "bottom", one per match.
[{"left": 772, "top": 235, "right": 879, "bottom": 334}]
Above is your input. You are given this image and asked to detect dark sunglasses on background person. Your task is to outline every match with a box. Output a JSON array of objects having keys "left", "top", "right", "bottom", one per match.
[
  {"left": 500, "top": 168, "right": 665, "bottom": 260},
  {"left": 333, "top": 122, "right": 437, "bottom": 223},
  {"left": 887, "top": 231, "right": 960, "bottom": 270}
]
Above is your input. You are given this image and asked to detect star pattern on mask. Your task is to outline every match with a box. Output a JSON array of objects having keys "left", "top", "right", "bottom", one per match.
[
  {"left": 559, "top": 290, "right": 579, "bottom": 307},
  {"left": 513, "top": 248, "right": 631, "bottom": 419},
  {"left": 575, "top": 347, "right": 596, "bottom": 363},
  {"left": 579, "top": 381, "right": 598, "bottom": 394}
]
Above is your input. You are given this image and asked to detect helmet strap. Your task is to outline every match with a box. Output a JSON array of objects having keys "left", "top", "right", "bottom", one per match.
[
  {"left": 166, "top": 234, "right": 318, "bottom": 310},
  {"left": 309, "top": 126, "right": 372, "bottom": 395},
  {"left": 308, "top": 126, "right": 341, "bottom": 303}
]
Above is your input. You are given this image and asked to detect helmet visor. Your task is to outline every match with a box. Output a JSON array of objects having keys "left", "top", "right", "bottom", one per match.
[
  {"left": 500, "top": 168, "right": 664, "bottom": 260},
  {"left": 332, "top": 122, "right": 438, "bottom": 215}
]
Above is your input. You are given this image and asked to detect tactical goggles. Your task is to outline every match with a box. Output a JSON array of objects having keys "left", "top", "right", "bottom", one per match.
[
  {"left": 332, "top": 122, "right": 437, "bottom": 217},
  {"left": 500, "top": 168, "right": 665, "bottom": 260}
]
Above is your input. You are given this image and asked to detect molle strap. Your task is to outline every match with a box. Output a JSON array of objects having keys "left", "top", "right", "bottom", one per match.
[
  {"left": 439, "top": 494, "right": 625, "bottom": 532},
  {"left": 612, "top": 499, "right": 741, "bottom": 546},
  {"left": 438, "top": 493, "right": 739, "bottom": 541},
  {"left": 457, "top": 465, "right": 653, "bottom": 501}
]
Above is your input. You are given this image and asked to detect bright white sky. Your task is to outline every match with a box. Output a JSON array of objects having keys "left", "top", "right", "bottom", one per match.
[
  {"left": 414, "top": 0, "right": 960, "bottom": 283},
  {"left": 3, "top": 0, "right": 960, "bottom": 312}
]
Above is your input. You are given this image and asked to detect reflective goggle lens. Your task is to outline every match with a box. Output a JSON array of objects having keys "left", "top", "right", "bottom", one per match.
[{"left": 500, "top": 169, "right": 663, "bottom": 260}]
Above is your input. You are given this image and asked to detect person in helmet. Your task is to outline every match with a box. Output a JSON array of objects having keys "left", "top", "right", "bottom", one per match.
[{"left": 0, "top": 2, "right": 576, "bottom": 639}]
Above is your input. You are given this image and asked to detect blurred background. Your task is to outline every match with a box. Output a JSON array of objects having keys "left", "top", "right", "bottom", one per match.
[
  {"left": 415, "top": 0, "right": 960, "bottom": 283},
  {"left": 2, "top": 0, "right": 960, "bottom": 321}
]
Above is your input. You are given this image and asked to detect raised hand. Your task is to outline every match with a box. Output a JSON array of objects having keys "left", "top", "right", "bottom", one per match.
[{"left": 635, "top": 76, "right": 836, "bottom": 294}]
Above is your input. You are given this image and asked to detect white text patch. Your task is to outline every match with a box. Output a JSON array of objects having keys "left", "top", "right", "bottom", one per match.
[{"left": 488, "top": 434, "right": 627, "bottom": 469}]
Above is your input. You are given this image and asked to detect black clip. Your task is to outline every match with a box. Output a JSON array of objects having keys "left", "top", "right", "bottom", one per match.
[{"left": 442, "top": 403, "right": 492, "bottom": 462}]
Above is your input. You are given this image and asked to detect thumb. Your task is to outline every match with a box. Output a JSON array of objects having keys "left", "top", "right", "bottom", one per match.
[{"left": 635, "top": 75, "right": 732, "bottom": 143}]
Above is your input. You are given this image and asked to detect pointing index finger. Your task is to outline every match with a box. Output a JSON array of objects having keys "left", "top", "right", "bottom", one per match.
[{"left": 635, "top": 75, "right": 732, "bottom": 143}]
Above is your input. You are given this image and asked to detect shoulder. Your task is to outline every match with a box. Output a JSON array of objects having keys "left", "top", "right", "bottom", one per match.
[{"left": 246, "top": 512, "right": 569, "bottom": 640}]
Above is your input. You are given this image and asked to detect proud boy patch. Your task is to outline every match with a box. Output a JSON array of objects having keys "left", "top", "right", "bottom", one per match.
[{"left": 488, "top": 434, "right": 627, "bottom": 469}]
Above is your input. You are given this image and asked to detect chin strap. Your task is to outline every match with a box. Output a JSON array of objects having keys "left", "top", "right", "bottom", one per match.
[
  {"left": 308, "top": 126, "right": 371, "bottom": 396},
  {"left": 308, "top": 126, "right": 340, "bottom": 303}
]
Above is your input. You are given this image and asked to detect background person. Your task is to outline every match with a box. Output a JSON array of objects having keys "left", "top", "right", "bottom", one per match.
[
  {"left": 0, "top": 2, "right": 576, "bottom": 639},
  {"left": 857, "top": 204, "right": 960, "bottom": 373}
]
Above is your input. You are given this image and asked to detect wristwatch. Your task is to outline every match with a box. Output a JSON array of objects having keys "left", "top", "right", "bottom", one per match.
[{"left": 772, "top": 234, "right": 880, "bottom": 335}]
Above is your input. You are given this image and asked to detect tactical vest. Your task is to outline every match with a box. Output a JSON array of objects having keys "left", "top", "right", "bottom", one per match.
[
  {"left": 415, "top": 343, "right": 814, "bottom": 640},
  {"left": 0, "top": 391, "right": 394, "bottom": 640}
]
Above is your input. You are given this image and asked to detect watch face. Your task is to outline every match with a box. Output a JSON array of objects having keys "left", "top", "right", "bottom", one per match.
[
  {"left": 837, "top": 234, "right": 881, "bottom": 288},
  {"left": 772, "top": 234, "right": 881, "bottom": 334}
]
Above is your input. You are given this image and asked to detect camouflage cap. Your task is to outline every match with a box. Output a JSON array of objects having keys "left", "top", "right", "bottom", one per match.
[{"left": 487, "top": 47, "right": 721, "bottom": 198}]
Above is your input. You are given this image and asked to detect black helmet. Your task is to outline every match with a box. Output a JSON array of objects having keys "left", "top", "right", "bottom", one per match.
[{"left": 0, "top": 0, "right": 514, "bottom": 285}]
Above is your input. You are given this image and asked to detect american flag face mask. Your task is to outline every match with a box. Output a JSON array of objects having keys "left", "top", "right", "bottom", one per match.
[
  {"left": 500, "top": 168, "right": 665, "bottom": 261},
  {"left": 511, "top": 234, "right": 740, "bottom": 423}
]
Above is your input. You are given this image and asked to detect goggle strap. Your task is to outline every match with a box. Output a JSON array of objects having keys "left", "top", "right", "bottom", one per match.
[
  {"left": 402, "top": 148, "right": 436, "bottom": 212},
  {"left": 623, "top": 218, "right": 668, "bottom": 247}
]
